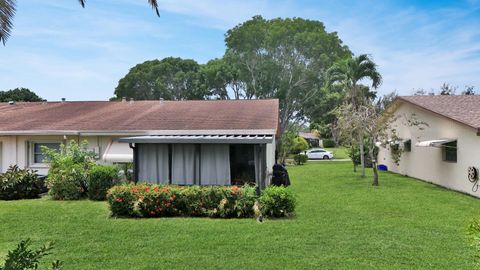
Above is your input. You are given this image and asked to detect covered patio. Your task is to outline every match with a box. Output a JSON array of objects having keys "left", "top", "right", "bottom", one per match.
[{"left": 119, "top": 133, "right": 275, "bottom": 189}]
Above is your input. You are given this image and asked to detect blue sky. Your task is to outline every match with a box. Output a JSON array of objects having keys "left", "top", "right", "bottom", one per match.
[{"left": 1, "top": 0, "right": 479, "bottom": 100}]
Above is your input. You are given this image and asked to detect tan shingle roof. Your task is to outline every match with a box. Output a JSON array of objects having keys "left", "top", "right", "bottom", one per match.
[
  {"left": 0, "top": 99, "right": 279, "bottom": 134},
  {"left": 397, "top": 95, "right": 480, "bottom": 130}
]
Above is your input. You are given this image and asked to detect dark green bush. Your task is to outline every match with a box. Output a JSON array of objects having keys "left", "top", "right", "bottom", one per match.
[
  {"left": 0, "top": 239, "right": 62, "bottom": 270},
  {"left": 293, "top": 154, "right": 308, "bottom": 165},
  {"left": 322, "top": 138, "right": 335, "bottom": 148},
  {"left": 87, "top": 165, "right": 118, "bottom": 201},
  {"left": 0, "top": 165, "right": 42, "bottom": 200},
  {"left": 259, "top": 186, "right": 296, "bottom": 218},
  {"left": 43, "top": 141, "right": 95, "bottom": 200}
]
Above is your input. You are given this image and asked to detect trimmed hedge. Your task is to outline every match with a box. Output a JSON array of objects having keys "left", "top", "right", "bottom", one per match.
[
  {"left": 259, "top": 186, "right": 296, "bottom": 217},
  {"left": 293, "top": 154, "right": 308, "bottom": 165},
  {"left": 107, "top": 184, "right": 294, "bottom": 219},
  {"left": 322, "top": 138, "right": 335, "bottom": 148},
  {"left": 87, "top": 165, "right": 118, "bottom": 201}
]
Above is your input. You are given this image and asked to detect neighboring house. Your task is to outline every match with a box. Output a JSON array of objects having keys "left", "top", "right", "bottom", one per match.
[
  {"left": 0, "top": 99, "right": 279, "bottom": 188},
  {"left": 299, "top": 131, "right": 320, "bottom": 147},
  {"left": 378, "top": 95, "right": 480, "bottom": 197}
]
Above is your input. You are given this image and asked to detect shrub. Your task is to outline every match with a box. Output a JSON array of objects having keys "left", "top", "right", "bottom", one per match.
[
  {"left": 0, "top": 239, "right": 62, "bottom": 270},
  {"left": 259, "top": 186, "right": 296, "bottom": 218},
  {"left": 293, "top": 154, "right": 308, "bottom": 165},
  {"left": 43, "top": 140, "right": 95, "bottom": 200},
  {"left": 0, "top": 165, "right": 42, "bottom": 200},
  {"left": 106, "top": 184, "right": 140, "bottom": 217},
  {"left": 87, "top": 165, "right": 118, "bottom": 201},
  {"left": 106, "top": 184, "right": 258, "bottom": 218},
  {"left": 322, "top": 138, "right": 335, "bottom": 148}
]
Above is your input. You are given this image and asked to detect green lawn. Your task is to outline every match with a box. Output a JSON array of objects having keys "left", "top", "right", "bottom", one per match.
[
  {"left": 1, "top": 162, "right": 479, "bottom": 269},
  {"left": 325, "top": 146, "right": 349, "bottom": 159}
]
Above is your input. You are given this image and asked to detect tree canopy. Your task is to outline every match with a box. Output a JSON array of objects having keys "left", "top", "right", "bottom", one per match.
[
  {"left": 113, "top": 57, "right": 208, "bottom": 100},
  {"left": 0, "top": 87, "right": 42, "bottom": 102},
  {"left": 224, "top": 16, "right": 351, "bottom": 134}
]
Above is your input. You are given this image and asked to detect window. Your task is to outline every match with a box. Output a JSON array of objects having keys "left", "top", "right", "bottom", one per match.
[
  {"left": 403, "top": 140, "right": 411, "bottom": 152},
  {"left": 32, "top": 142, "right": 61, "bottom": 164},
  {"left": 442, "top": 141, "right": 457, "bottom": 162}
]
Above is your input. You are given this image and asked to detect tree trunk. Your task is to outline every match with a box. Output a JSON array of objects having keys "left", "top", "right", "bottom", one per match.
[
  {"left": 353, "top": 163, "right": 357, "bottom": 173},
  {"left": 369, "top": 145, "right": 379, "bottom": 186},
  {"left": 359, "top": 138, "right": 365, "bottom": 177},
  {"left": 372, "top": 161, "right": 379, "bottom": 186}
]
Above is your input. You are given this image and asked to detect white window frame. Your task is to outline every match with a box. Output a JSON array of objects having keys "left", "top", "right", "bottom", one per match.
[{"left": 29, "top": 141, "right": 62, "bottom": 167}]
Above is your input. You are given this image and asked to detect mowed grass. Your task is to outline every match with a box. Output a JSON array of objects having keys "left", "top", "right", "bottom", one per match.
[
  {"left": 325, "top": 147, "right": 349, "bottom": 159},
  {"left": 1, "top": 162, "right": 480, "bottom": 269}
]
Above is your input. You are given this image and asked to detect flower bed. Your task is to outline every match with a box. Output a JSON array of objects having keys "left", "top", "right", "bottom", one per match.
[{"left": 107, "top": 184, "right": 295, "bottom": 219}]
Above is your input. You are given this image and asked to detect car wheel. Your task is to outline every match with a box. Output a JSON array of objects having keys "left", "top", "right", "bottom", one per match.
[{"left": 323, "top": 155, "right": 329, "bottom": 160}]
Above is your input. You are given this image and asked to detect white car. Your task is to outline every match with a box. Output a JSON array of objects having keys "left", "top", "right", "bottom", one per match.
[{"left": 305, "top": 148, "right": 334, "bottom": 160}]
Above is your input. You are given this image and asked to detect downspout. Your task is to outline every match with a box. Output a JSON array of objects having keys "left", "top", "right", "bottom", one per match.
[{"left": 129, "top": 143, "right": 138, "bottom": 183}]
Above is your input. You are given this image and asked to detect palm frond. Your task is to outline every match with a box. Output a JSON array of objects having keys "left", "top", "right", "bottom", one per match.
[
  {"left": 0, "top": 0, "right": 16, "bottom": 45},
  {"left": 148, "top": 0, "right": 160, "bottom": 16},
  {"left": 78, "top": 0, "right": 85, "bottom": 8}
]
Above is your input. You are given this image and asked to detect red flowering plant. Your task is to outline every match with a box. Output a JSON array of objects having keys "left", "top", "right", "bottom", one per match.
[
  {"left": 136, "top": 185, "right": 182, "bottom": 217},
  {"left": 106, "top": 184, "right": 140, "bottom": 217}
]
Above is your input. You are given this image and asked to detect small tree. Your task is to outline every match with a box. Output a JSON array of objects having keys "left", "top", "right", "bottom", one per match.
[
  {"left": 42, "top": 140, "right": 96, "bottom": 200},
  {"left": 278, "top": 131, "right": 309, "bottom": 163}
]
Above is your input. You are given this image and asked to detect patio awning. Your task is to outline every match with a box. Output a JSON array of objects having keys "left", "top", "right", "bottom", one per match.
[
  {"left": 415, "top": 139, "right": 456, "bottom": 147},
  {"left": 102, "top": 140, "right": 133, "bottom": 163},
  {"left": 118, "top": 134, "right": 274, "bottom": 144}
]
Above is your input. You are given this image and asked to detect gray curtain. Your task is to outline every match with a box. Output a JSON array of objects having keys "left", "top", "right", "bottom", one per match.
[
  {"left": 254, "top": 144, "right": 266, "bottom": 189},
  {"left": 200, "top": 144, "right": 230, "bottom": 185},
  {"left": 172, "top": 144, "right": 197, "bottom": 185},
  {"left": 138, "top": 144, "right": 169, "bottom": 184}
]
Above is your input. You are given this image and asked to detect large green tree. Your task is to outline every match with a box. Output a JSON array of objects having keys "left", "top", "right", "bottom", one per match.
[
  {"left": 0, "top": 87, "right": 42, "bottom": 102},
  {"left": 225, "top": 16, "right": 351, "bottom": 135},
  {"left": 114, "top": 57, "right": 208, "bottom": 100},
  {"left": 199, "top": 58, "right": 244, "bottom": 99},
  {"left": 0, "top": 0, "right": 159, "bottom": 44}
]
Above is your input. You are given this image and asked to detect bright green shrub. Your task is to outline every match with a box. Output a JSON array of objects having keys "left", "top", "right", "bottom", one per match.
[
  {"left": 322, "top": 138, "right": 335, "bottom": 148},
  {"left": 0, "top": 239, "right": 62, "bottom": 270},
  {"left": 87, "top": 165, "right": 118, "bottom": 201},
  {"left": 0, "top": 165, "right": 42, "bottom": 200},
  {"left": 259, "top": 186, "right": 296, "bottom": 217},
  {"left": 293, "top": 154, "right": 308, "bottom": 165},
  {"left": 43, "top": 141, "right": 95, "bottom": 200}
]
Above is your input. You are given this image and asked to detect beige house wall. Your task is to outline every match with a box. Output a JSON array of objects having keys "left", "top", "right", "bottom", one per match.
[
  {"left": 0, "top": 135, "right": 122, "bottom": 175},
  {"left": 0, "top": 135, "right": 276, "bottom": 178},
  {"left": 377, "top": 102, "right": 480, "bottom": 197}
]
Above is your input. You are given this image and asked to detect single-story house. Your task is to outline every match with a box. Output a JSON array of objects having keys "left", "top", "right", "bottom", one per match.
[
  {"left": 378, "top": 95, "right": 480, "bottom": 197},
  {"left": 0, "top": 99, "right": 279, "bottom": 188},
  {"left": 299, "top": 131, "right": 320, "bottom": 147}
]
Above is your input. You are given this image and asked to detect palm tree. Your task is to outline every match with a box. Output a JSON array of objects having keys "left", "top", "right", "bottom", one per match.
[
  {"left": 327, "top": 54, "right": 382, "bottom": 177},
  {"left": 0, "top": 0, "right": 159, "bottom": 45},
  {"left": 327, "top": 54, "right": 381, "bottom": 107}
]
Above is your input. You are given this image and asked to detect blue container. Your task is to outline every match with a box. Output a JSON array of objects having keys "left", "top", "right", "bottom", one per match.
[{"left": 378, "top": 164, "right": 388, "bottom": 171}]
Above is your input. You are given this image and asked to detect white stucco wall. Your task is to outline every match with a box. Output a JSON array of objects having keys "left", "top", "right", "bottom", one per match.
[
  {"left": 377, "top": 102, "right": 480, "bottom": 197},
  {"left": 0, "top": 135, "right": 123, "bottom": 175}
]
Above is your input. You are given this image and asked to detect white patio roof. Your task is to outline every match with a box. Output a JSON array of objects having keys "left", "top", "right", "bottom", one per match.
[
  {"left": 415, "top": 139, "right": 456, "bottom": 147},
  {"left": 118, "top": 134, "right": 274, "bottom": 144}
]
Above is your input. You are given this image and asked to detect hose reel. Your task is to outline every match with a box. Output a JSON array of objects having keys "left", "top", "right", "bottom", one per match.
[{"left": 468, "top": 166, "right": 479, "bottom": 192}]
